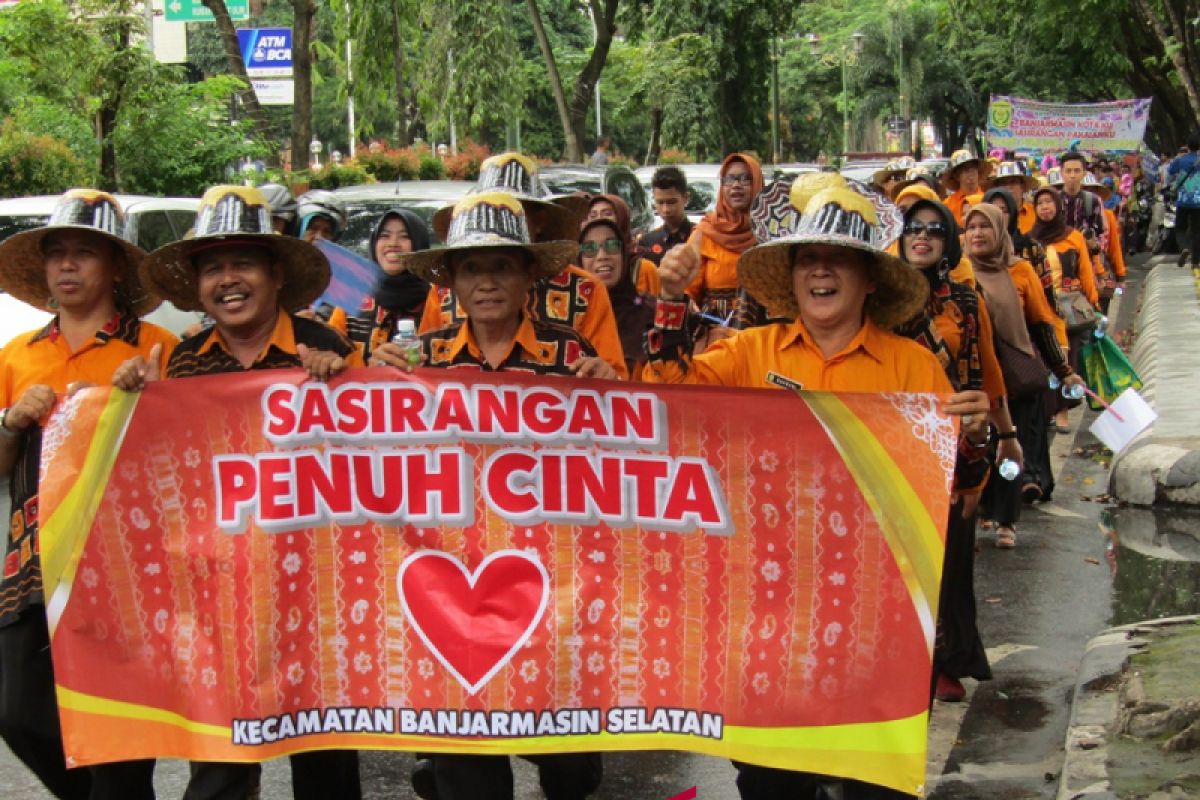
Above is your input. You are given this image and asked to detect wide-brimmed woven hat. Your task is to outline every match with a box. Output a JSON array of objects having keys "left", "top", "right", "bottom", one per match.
[
  {"left": 942, "top": 149, "right": 992, "bottom": 191},
  {"left": 890, "top": 166, "right": 945, "bottom": 200},
  {"left": 983, "top": 161, "right": 1038, "bottom": 194},
  {"left": 872, "top": 156, "right": 917, "bottom": 188},
  {"left": 0, "top": 189, "right": 160, "bottom": 315},
  {"left": 1045, "top": 167, "right": 1064, "bottom": 187},
  {"left": 400, "top": 192, "right": 578, "bottom": 287},
  {"left": 737, "top": 187, "right": 928, "bottom": 329},
  {"left": 432, "top": 152, "right": 588, "bottom": 243},
  {"left": 140, "top": 185, "right": 330, "bottom": 313},
  {"left": 1083, "top": 172, "right": 1113, "bottom": 200}
]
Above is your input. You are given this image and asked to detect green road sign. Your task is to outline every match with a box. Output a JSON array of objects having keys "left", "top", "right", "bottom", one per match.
[{"left": 164, "top": 0, "right": 250, "bottom": 22}]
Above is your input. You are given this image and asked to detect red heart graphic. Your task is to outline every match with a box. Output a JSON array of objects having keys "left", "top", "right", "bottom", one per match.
[{"left": 398, "top": 550, "right": 550, "bottom": 695}]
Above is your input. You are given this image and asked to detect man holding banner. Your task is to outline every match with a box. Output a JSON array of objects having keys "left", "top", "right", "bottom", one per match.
[
  {"left": 372, "top": 192, "right": 609, "bottom": 799},
  {"left": 124, "top": 185, "right": 365, "bottom": 799},
  {"left": 647, "top": 187, "right": 989, "bottom": 798},
  {"left": 0, "top": 190, "right": 179, "bottom": 799}
]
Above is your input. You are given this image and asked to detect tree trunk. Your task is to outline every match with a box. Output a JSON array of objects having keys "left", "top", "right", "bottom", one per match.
[
  {"left": 291, "top": 0, "right": 315, "bottom": 170},
  {"left": 645, "top": 106, "right": 663, "bottom": 166},
  {"left": 96, "top": 20, "right": 132, "bottom": 191},
  {"left": 201, "top": 0, "right": 271, "bottom": 143},
  {"left": 564, "top": 0, "right": 619, "bottom": 161},
  {"left": 525, "top": 0, "right": 580, "bottom": 161},
  {"left": 391, "top": 0, "right": 410, "bottom": 146},
  {"left": 1131, "top": 0, "right": 1200, "bottom": 127}
]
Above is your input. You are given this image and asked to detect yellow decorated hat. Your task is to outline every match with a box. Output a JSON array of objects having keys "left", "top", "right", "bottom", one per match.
[
  {"left": 432, "top": 151, "right": 587, "bottom": 242},
  {"left": 400, "top": 192, "right": 578, "bottom": 287},
  {"left": 0, "top": 189, "right": 160, "bottom": 315},
  {"left": 140, "top": 185, "right": 330, "bottom": 312},
  {"left": 942, "top": 149, "right": 992, "bottom": 191},
  {"left": 737, "top": 187, "right": 928, "bottom": 329}
]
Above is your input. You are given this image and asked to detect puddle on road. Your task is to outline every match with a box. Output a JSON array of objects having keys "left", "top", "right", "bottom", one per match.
[
  {"left": 1106, "top": 507, "right": 1200, "bottom": 626},
  {"left": 978, "top": 683, "right": 1049, "bottom": 732}
]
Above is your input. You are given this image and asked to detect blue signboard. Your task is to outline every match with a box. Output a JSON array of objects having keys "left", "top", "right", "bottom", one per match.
[{"left": 236, "top": 28, "right": 293, "bottom": 77}]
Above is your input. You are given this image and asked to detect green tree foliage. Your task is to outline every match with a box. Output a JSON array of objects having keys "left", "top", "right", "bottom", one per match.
[
  {"left": 0, "top": 122, "right": 94, "bottom": 198},
  {"left": 113, "top": 75, "right": 268, "bottom": 196}
]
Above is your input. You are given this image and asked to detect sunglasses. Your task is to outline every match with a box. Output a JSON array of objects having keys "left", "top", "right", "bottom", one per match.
[
  {"left": 579, "top": 238, "right": 622, "bottom": 257},
  {"left": 902, "top": 220, "right": 949, "bottom": 239}
]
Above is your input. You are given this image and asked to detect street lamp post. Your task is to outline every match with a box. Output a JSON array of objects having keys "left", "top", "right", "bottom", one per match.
[
  {"left": 770, "top": 37, "right": 781, "bottom": 164},
  {"left": 807, "top": 31, "right": 865, "bottom": 159},
  {"left": 309, "top": 138, "right": 323, "bottom": 171}
]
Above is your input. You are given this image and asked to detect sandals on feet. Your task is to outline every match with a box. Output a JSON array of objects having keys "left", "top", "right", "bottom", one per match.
[{"left": 996, "top": 527, "right": 1016, "bottom": 549}]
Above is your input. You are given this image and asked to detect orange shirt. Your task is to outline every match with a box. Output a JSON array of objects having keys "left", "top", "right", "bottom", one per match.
[
  {"left": 1103, "top": 208, "right": 1126, "bottom": 279},
  {"left": 634, "top": 258, "right": 661, "bottom": 296},
  {"left": 949, "top": 256, "right": 975, "bottom": 288},
  {"left": 642, "top": 313, "right": 952, "bottom": 395},
  {"left": 1008, "top": 259, "right": 1068, "bottom": 348},
  {"left": 929, "top": 293, "right": 1006, "bottom": 405},
  {"left": 1017, "top": 202, "right": 1036, "bottom": 235},
  {"left": 418, "top": 265, "right": 628, "bottom": 380},
  {"left": 1043, "top": 231, "right": 1098, "bottom": 306},
  {"left": 686, "top": 231, "right": 742, "bottom": 303},
  {"left": 945, "top": 190, "right": 970, "bottom": 225},
  {"left": 0, "top": 315, "right": 178, "bottom": 405}
]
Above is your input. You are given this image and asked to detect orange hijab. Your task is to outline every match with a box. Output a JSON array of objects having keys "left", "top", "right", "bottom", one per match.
[{"left": 698, "top": 152, "right": 763, "bottom": 254}]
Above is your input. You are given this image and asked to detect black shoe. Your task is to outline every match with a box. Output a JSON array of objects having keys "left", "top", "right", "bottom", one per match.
[
  {"left": 1179, "top": 249, "right": 1192, "bottom": 269},
  {"left": 412, "top": 758, "right": 439, "bottom": 800}
]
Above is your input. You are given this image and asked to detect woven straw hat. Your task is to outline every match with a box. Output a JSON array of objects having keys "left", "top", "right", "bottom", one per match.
[
  {"left": 889, "top": 166, "right": 945, "bottom": 200},
  {"left": 1083, "top": 172, "right": 1113, "bottom": 200},
  {"left": 983, "top": 161, "right": 1039, "bottom": 194},
  {"left": 737, "top": 187, "right": 928, "bottom": 329},
  {"left": 400, "top": 192, "right": 578, "bottom": 287},
  {"left": 872, "top": 156, "right": 917, "bottom": 188},
  {"left": 1045, "top": 167, "right": 1064, "bottom": 187},
  {"left": 140, "top": 185, "right": 330, "bottom": 313},
  {"left": 432, "top": 152, "right": 588, "bottom": 242},
  {"left": 942, "top": 149, "right": 992, "bottom": 191},
  {"left": 0, "top": 189, "right": 160, "bottom": 315}
]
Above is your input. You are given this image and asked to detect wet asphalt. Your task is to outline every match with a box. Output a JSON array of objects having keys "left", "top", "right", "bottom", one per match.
[{"left": 3, "top": 257, "right": 1189, "bottom": 799}]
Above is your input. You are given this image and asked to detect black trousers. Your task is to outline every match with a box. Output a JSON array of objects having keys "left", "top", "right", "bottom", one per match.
[
  {"left": 186, "top": 751, "right": 361, "bottom": 800},
  {"left": 933, "top": 498, "right": 991, "bottom": 682},
  {"left": 1179, "top": 206, "right": 1200, "bottom": 262},
  {"left": 430, "top": 753, "right": 602, "bottom": 800},
  {"left": 734, "top": 764, "right": 915, "bottom": 799},
  {"left": 0, "top": 610, "right": 156, "bottom": 800}
]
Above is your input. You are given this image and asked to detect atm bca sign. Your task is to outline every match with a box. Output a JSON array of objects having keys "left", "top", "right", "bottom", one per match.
[{"left": 237, "top": 28, "right": 293, "bottom": 77}]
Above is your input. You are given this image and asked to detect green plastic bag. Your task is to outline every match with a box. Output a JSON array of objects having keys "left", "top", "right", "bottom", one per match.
[{"left": 1080, "top": 335, "right": 1142, "bottom": 410}]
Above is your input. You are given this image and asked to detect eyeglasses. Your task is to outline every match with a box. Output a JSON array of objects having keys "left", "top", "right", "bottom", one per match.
[
  {"left": 579, "top": 238, "right": 623, "bottom": 257},
  {"left": 902, "top": 220, "right": 949, "bottom": 239},
  {"left": 721, "top": 175, "right": 754, "bottom": 187}
]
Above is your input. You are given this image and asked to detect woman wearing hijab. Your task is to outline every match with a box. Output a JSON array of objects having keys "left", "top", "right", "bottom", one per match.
[
  {"left": 349, "top": 208, "right": 433, "bottom": 361},
  {"left": 686, "top": 153, "right": 764, "bottom": 322},
  {"left": 965, "top": 204, "right": 1083, "bottom": 549},
  {"left": 896, "top": 199, "right": 1010, "bottom": 701},
  {"left": 577, "top": 202, "right": 657, "bottom": 379},
  {"left": 585, "top": 194, "right": 660, "bottom": 296},
  {"left": 985, "top": 187, "right": 1054, "bottom": 309},
  {"left": 1028, "top": 186, "right": 1099, "bottom": 433}
]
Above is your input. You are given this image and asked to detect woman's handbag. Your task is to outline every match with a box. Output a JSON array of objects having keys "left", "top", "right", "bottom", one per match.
[
  {"left": 994, "top": 335, "right": 1050, "bottom": 399},
  {"left": 1048, "top": 248, "right": 1098, "bottom": 333}
]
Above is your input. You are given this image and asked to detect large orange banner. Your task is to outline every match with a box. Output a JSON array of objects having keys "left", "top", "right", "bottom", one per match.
[{"left": 39, "top": 369, "right": 956, "bottom": 794}]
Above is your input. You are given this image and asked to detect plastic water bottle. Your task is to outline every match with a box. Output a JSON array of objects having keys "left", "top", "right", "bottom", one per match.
[
  {"left": 998, "top": 459, "right": 1021, "bottom": 481},
  {"left": 390, "top": 319, "right": 422, "bottom": 368},
  {"left": 1114, "top": 286, "right": 1124, "bottom": 297},
  {"left": 1048, "top": 373, "right": 1061, "bottom": 391},
  {"left": 1093, "top": 315, "right": 1108, "bottom": 339},
  {"left": 1062, "top": 382, "right": 1086, "bottom": 401}
]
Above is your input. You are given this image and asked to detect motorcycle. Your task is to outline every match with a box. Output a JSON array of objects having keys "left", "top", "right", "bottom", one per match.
[{"left": 1149, "top": 190, "right": 1179, "bottom": 255}]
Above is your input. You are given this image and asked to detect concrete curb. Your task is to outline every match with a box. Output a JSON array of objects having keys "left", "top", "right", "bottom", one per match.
[
  {"left": 1057, "top": 615, "right": 1200, "bottom": 800},
  {"left": 1108, "top": 260, "right": 1200, "bottom": 506}
]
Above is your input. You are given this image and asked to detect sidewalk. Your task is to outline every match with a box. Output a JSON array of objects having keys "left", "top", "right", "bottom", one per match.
[{"left": 1109, "top": 258, "right": 1200, "bottom": 506}]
